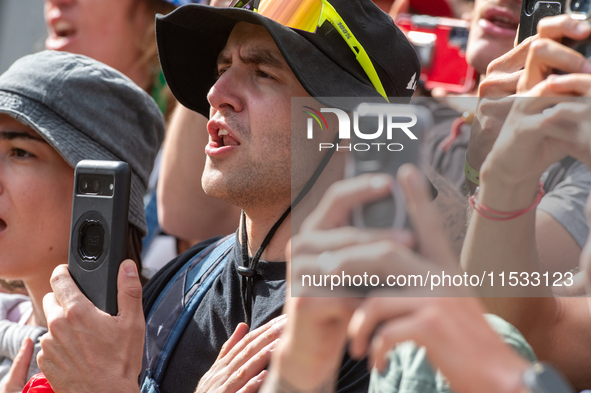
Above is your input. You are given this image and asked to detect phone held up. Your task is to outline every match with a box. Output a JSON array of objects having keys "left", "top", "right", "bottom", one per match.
[
  {"left": 518, "top": 0, "right": 591, "bottom": 59},
  {"left": 347, "top": 103, "right": 434, "bottom": 229},
  {"left": 68, "top": 160, "right": 131, "bottom": 316}
]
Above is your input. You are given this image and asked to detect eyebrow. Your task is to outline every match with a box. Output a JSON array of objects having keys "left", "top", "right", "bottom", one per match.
[
  {"left": 0, "top": 131, "right": 47, "bottom": 143},
  {"left": 217, "top": 48, "right": 285, "bottom": 70}
]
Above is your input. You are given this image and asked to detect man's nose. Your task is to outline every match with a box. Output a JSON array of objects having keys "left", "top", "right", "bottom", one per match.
[{"left": 207, "top": 68, "right": 245, "bottom": 114}]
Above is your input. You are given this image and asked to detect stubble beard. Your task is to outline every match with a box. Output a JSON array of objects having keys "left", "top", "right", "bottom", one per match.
[{"left": 202, "top": 155, "right": 292, "bottom": 211}]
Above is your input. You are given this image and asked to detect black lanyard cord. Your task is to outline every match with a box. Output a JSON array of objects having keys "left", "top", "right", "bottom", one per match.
[{"left": 238, "top": 134, "right": 341, "bottom": 327}]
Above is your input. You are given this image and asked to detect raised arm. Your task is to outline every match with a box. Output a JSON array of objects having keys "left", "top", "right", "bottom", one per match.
[
  {"left": 157, "top": 105, "right": 240, "bottom": 241},
  {"left": 461, "top": 14, "right": 591, "bottom": 389}
]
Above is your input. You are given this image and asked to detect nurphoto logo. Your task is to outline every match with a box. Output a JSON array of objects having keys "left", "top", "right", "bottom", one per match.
[{"left": 304, "top": 103, "right": 418, "bottom": 152}]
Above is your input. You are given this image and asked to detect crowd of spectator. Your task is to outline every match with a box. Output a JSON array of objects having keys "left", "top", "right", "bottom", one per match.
[{"left": 0, "top": 0, "right": 590, "bottom": 393}]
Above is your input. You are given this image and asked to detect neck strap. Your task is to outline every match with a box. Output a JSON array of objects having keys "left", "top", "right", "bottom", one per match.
[{"left": 238, "top": 134, "right": 341, "bottom": 326}]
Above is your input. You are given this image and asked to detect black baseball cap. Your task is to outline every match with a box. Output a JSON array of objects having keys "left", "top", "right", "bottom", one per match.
[{"left": 155, "top": 0, "right": 421, "bottom": 116}]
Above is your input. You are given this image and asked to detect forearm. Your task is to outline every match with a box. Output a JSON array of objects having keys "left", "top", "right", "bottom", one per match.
[
  {"left": 461, "top": 165, "right": 554, "bottom": 320},
  {"left": 260, "top": 301, "right": 350, "bottom": 393},
  {"left": 465, "top": 97, "right": 518, "bottom": 194},
  {"left": 261, "top": 331, "right": 343, "bottom": 393}
]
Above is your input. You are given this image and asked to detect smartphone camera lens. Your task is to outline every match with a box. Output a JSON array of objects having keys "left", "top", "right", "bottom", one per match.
[
  {"left": 92, "top": 179, "right": 101, "bottom": 193},
  {"left": 570, "top": 0, "right": 591, "bottom": 16},
  {"left": 78, "top": 219, "right": 105, "bottom": 261},
  {"left": 78, "top": 176, "right": 101, "bottom": 195}
]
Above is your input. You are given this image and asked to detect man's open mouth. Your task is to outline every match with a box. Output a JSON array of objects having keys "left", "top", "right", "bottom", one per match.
[
  {"left": 53, "top": 20, "right": 76, "bottom": 38},
  {"left": 46, "top": 18, "right": 77, "bottom": 50},
  {"left": 216, "top": 129, "right": 240, "bottom": 147}
]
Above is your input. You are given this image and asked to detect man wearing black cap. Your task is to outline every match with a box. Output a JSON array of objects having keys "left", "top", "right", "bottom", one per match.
[{"left": 36, "top": 1, "right": 420, "bottom": 393}]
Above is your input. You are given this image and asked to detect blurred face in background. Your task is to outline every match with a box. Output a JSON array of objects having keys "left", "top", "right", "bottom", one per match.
[
  {"left": 44, "top": 0, "right": 154, "bottom": 88},
  {"left": 465, "top": 0, "right": 521, "bottom": 74}
]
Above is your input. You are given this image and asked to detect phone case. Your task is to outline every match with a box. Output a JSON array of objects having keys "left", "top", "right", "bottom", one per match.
[
  {"left": 68, "top": 160, "right": 131, "bottom": 316},
  {"left": 518, "top": 0, "right": 565, "bottom": 44}
]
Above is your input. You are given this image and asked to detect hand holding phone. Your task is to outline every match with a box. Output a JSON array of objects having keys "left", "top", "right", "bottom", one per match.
[{"left": 68, "top": 160, "right": 131, "bottom": 316}]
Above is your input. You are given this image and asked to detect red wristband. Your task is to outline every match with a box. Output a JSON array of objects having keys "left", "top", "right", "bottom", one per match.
[{"left": 469, "top": 181, "right": 545, "bottom": 221}]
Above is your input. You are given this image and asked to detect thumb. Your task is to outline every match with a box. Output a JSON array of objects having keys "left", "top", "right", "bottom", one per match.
[
  {"left": 3, "top": 337, "right": 34, "bottom": 393},
  {"left": 398, "top": 164, "right": 456, "bottom": 267},
  {"left": 117, "top": 260, "right": 143, "bottom": 319}
]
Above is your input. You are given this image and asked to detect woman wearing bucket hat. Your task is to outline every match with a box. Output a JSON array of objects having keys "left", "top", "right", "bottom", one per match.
[
  {"left": 0, "top": 50, "right": 164, "bottom": 392},
  {"left": 43, "top": 0, "right": 242, "bottom": 276}
]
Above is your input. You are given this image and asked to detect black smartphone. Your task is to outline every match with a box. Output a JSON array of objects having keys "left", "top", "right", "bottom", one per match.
[
  {"left": 518, "top": 1, "right": 591, "bottom": 61},
  {"left": 518, "top": 0, "right": 565, "bottom": 44},
  {"left": 347, "top": 103, "right": 434, "bottom": 229},
  {"left": 68, "top": 160, "right": 131, "bottom": 316}
]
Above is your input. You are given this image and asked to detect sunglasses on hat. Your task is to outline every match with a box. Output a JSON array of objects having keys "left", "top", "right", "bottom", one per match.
[{"left": 229, "top": 0, "right": 389, "bottom": 101}]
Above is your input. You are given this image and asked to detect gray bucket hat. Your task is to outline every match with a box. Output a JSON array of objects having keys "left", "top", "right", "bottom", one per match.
[{"left": 0, "top": 50, "right": 165, "bottom": 235}]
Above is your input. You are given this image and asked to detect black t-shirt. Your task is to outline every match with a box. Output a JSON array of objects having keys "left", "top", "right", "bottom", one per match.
[{"left": 142, "top": 234, "right": 370, "bottom": 393}]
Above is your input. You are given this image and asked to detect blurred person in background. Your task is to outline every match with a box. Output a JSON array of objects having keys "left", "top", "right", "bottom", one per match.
[
  {"left": 387, "top": 0, "right": 474, "bottom": 20},
  {"left": 463, "top": 3, "right": 591, "bottom": 276},
  {"left": 43, "top": 0, "right": 240, "bottom": 276},
  {"left": 260, "top": 15, "right": 591, "bottom": 392},
  {"left": 0, "top": 50, "right": 164, "bottom": 393},
  {"left": 419, "top": 0, "right": 523, "bottom": 191},
  {"left": 462, "top": 13, "right": 591, "bottom": 389},
  {"left": 409, "top": 0, "right": 591, "bottom": 278},
  {"left": 44, "top": 0, "right": 176, "bottom": 114}
]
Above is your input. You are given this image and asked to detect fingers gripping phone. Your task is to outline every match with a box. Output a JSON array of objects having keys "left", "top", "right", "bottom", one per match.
[{"left": 68, "top": 160, "right": 131, "bottom": 316}]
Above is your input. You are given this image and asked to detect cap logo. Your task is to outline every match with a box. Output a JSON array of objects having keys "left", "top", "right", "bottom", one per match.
[{"left": 407, "top": 73, "right": 418, "bottom": 91}]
